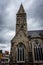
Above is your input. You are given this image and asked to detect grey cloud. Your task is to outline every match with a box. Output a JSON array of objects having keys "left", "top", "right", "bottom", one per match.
[
  {"left": 0, "top": 37, "right": 10, "bottom": 44},
  {"left": 0, "top": 27, "right": 15, "bottom": 45},
  {"left": 0, "top": 46, "right": 6, "bottom": 48},
  {"left": 0, "top": 0, "right": 16, "bottom": 51},
  {"left": 0, "top": 0, "right": 17, "bottom": 52},
  {"left": 26, "top": 0, "right": 43, "bottom": 30},
  {"left": 0, "top": 38, "right": 7, "bottom": 44},
  {"left": 0, "top": 0, "right": 43, "bottom": 52},
  {"left": 27, "top": 0, "right": 43, "bottom": 19},
  {"left": 0, "top": 8, "right": 16, "bottom": 32}
]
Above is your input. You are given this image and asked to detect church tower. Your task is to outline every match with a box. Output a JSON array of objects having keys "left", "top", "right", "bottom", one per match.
[
  {"left": 16, "top": 4, "right": 27, "bottom": 35},
  {"left": 10, "top": 4, "right": 29, "bottom": 65}
]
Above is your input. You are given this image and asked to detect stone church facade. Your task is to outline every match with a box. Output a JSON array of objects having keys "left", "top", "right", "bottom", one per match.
[{"left": 10, "top": 4, "right": 43, "bottom": 65}]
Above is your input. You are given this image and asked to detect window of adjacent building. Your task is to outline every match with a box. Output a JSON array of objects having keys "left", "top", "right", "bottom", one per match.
[{"left": 17, "top": 43, "right": 24, "bottom": 61}]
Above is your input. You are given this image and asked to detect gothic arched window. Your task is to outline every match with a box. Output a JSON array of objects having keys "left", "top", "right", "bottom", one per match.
[
  {"left": 17, "top": 43, "right": 24, "bottom": 61},
  {"left": 34, "top": 40, "right": 43, "bottom": 61},
  {"left": 34, "top": 47, "right": 43, "bottom": 60}
]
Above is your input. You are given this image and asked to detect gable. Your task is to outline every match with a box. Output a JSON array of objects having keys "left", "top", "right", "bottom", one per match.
[{"left": 11, "top": 30, "right": 28, "bottom": 43}]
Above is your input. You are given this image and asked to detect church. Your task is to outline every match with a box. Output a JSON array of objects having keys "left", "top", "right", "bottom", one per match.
[{"left": 10, "top": 4, "right": 43, "bottom": 65}]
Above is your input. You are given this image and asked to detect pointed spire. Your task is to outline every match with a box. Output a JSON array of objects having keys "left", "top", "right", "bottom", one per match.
[{"left": 17, "top": 4, "right": 26, "bottom": 14}]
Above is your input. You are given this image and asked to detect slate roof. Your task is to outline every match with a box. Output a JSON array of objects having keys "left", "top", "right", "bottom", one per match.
[{"left": 28, "top": 30, "right": 43, "bottom": 38}]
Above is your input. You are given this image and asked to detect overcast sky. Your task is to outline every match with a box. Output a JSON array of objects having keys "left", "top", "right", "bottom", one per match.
[{"left": 0, "top": 0, "right": 43, "bottom": 53}]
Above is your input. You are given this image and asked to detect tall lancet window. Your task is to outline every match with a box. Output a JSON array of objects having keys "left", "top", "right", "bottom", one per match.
[
  {"left": 34, "top": 40, "right": 43, "bottom": 61},
  {"left": 17, "top": 43, "right": 24, "bottom": 61}
]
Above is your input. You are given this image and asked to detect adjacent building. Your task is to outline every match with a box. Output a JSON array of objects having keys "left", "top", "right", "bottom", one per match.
[
  {"left": 0, "top": 50, "right": 2, "bottom": 64},
  {"left": 1, "top": 51, "right": 9, "bottom": 65}
]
